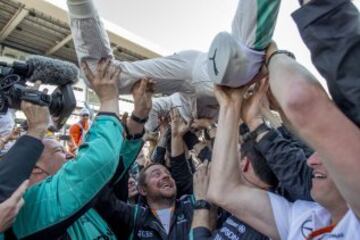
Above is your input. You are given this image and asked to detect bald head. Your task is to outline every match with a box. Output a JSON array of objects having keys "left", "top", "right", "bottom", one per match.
[
  {"left": 29, "top": 138, "right": 66, "bottom": 186},
  {"left": 40, "top": 138, "right": 66, "bottom": 173}
]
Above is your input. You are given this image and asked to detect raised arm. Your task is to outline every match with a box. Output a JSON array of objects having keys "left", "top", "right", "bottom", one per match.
[
  {"left": 240, "top": 81, "right": 312, "bottom": 201},
  {"left": 207, "top": 82, "right": 280, "bottom": 240},
  {"left": 151, "top": 126, "right": 170, "bottom": 165},
  {"left": 12, "top": 59, "right": 124, "bottom": 239},
  {"left": 190, "top": 161, "right": 218, "bottom": 240},
  {"left": 145, "top": 96, "right": 174, "bottom": 132},
  {"left": 113, "top": 78, "right": 154, "bottom": 183},
  {"left": 0, "top": 85, "right": 50, "bottom": 233},
  {"left": 292, "top": 0, "right": 360, "bottom": 126},
  {"left": 0, "top": 98, "right": 48, "bottom": 203},
  {"left": 267, "top": 43, "right": 360, "bottom": 217},
  {"left": 97, "top": 78, "right": 156, "bottom": 238},
  {"left": 169, "top": 108, "right": 194, "bottom": 196},
  {"left": 256, "top": 128, "right": 312, "bottom": 201}
]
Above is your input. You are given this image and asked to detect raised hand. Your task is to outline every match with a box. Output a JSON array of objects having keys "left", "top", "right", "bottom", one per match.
[
  {"left": 193, "top": 160, "right": 210, "bottom": 201},
  {"left": 214, "top": 85, "right": 248, "bottom": 110},
  {"left": 0, "top": 180, "right": 29, "bottom": 232},
  {"left": 241, "top": 77, "right": 269, "bottom": 130},
  {"left": 82, "top": 58, "right": 121, "bottom": 114},
  {"left": 265, "top": 41, "right": 278, "bottom": 65},
  {"left": 191, "top": 118, "right": 214, "bottom": 130},
  {"left": 21, "top": 81, "right": 50, "bottom": 139},
  {"left": 170, "top": 108, "right": 190, "bottom": 138},
  {"left": 131, "top": 78, "right": 155, "bottom": 119}
]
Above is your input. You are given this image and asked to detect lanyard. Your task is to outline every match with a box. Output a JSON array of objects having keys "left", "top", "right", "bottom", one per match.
[{"left": 306, "top": 224, "right": 335, "bottom": 240}]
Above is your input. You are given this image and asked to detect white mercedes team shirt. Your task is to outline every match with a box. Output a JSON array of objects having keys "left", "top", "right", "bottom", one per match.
[{"left": 268, "top": 192, "right": 360, "bottom": 240}]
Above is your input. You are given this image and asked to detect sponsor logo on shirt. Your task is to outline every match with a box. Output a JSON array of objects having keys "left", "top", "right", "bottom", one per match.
[
  {"left": 321, "top": 233, "right": 345, "bottom": 239},
  {"left": 301, "top": 219, "right": 314, "bottom": 238},
  {"left": 137, "top": 230, "right": 154, "bottom": 238},
  {"left": 177, "top": 214, "right": 188, "bottom": 224},
  {"left": 209, "top": 49, "right": 219, "bottom": 76},
  {"left": 301, "top": 219, "right": 345, "bottom": 239},
  {"left": 220, "top": 227, "right": 240, "bottom": 240},
  {"left": 225, "top": 218, "right": 246, "bottom": 234}
]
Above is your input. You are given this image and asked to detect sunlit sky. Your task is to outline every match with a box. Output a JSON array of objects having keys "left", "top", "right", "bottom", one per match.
[{"left": 48, "top": 0, "right": 360, "bottom": 87}]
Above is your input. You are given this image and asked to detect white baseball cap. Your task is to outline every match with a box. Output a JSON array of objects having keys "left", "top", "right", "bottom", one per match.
[{"left": 80, "top": 108, "right": 90, "bottom": 116}]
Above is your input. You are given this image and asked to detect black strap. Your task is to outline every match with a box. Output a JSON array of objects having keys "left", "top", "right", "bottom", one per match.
[
  {"left": 123, "top": 124, "right": 145, "bottom": 140},
  {"left": 266, "top": 50, "right": 296, "bottom": 67},
  {"left": 130, "top": 113, "right": 148, "bottom": 124}
]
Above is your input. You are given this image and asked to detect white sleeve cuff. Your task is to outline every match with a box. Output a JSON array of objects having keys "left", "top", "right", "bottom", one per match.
[{"left": 67, "top": 0, "right": 97, "bottom": 18}]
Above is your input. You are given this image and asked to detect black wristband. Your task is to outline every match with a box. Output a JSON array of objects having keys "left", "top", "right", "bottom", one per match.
[
  {"left": 123, "top": 124, "right": 145, "bottom": 140},
  {"left": 194, "top": 200, "right": 211, "bottom": 210},
  {"left": 131, "top": 113, "right": 148, "bottom": 124},
  {"left": 239, "top": 123, "right": 250, "bottom": 135},
  {"left": 266, "top": 50, "right": 296, "bottom": 67},
  {"left": 183, "top": 131, "right": 199, "bottom": 150}
]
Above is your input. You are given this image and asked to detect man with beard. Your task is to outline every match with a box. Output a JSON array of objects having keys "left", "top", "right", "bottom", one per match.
[{"left": 95, "top": 160, "right": 206, "bottom": 240}]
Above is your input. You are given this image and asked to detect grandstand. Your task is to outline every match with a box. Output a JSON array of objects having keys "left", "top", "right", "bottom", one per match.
[{"left": 0, "top": 0, "right": 161, "bottom": 125}]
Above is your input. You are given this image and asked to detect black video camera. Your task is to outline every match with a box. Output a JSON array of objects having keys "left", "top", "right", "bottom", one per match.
[{"left": 0, "top": 56, "right": 78, "bottom": 130}]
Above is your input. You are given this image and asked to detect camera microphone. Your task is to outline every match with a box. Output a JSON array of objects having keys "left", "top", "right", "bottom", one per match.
[
  {"left": 9, "top": 56, "right": 79, "bottom": 85},
  {"left": 0, "top": 56, "right": 78, "bottom": 129}
]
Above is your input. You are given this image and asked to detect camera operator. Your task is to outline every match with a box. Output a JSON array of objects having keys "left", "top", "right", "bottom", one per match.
[
  {"left": 1, "top": 58, "right": 146, "bottom": 240},
  {"left": 0, "top": 82, "right": 50, "bottom": 233}
]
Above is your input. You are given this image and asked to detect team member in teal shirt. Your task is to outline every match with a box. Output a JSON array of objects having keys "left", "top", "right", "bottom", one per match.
[{"left": 4, "top": 58, "right": 153, "bottom": 239}]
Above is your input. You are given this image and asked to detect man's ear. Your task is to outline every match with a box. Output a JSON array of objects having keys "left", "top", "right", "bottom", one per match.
[{"left": 138, "top": 186, "right": 147, "bottom": 196}]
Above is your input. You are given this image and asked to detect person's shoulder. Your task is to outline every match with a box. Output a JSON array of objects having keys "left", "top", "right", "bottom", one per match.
[
  {"left": 293, "top": 199, "right": 320, "bottom": 210},
  {"left": 332, "top": 209, "right": 360, "bottom": 237},
  {"left": 291, "top": 200, "right": 322, "bottom": 219},
  {"left": 70, "top": 123, "right": 80, "bottom": 128},
  {"left": 268, "top": 192, "right": 321, "bottom": 221},
  {"left": 69, "top": 123, "right": 81, "bottom": 131},
  {"left": 287, "top": 200, "right": 327, "bottom": 234}
]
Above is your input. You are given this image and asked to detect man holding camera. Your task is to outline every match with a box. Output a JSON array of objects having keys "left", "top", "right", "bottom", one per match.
[
  {"left": 1, "top": 58, "right": 152, "bottom": 239},
  {"left": 0, "top": 91, "right": 49, "bottom": 234}
]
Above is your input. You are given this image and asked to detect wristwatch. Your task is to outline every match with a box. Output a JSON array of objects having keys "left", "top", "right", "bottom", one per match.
[
  {"left": 239, "top": 123, "right": 251, "bottom": 141},
  {"left": 266, "top": 50, "right": 296, "bottom": 67},
  {"left": 123, "top": 123, "right": 145, "bottom": 140},
  {"left": 194, "top": 200, "right": 211, "bottom": 210},
  {"left": 131, "top": 113, "right": 148, "bottom": 124}
]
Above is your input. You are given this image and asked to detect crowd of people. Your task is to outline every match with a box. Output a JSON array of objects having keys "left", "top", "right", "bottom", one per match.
[{"left": 1, "top": 0, "right": 360, "bottom": 239}]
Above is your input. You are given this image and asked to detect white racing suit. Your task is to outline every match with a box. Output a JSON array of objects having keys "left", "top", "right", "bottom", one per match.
[{"left": 68, "top": 0, "right": 280, "bottom": 131}]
